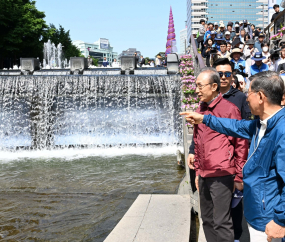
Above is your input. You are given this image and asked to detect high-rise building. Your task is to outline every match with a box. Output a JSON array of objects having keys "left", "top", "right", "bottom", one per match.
[
  {"left": 180, "top": 28, "right": 187, "bottom": 54},
  {"left": 207, "top": 0, "right": 268, "bottom": 28},
  {"left": 187, "top": 0, "right": 270, "bottom": 44}
]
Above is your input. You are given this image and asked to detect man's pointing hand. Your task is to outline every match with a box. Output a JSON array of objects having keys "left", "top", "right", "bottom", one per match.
[{"left": 180, "top": 112, "right": 204, "bottom": 125}]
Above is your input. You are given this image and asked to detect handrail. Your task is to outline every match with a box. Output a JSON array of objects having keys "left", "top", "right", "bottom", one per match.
[
  {"left": 264, "top": 9, "right": 285, "bottom": 34},
  {"left": 190, "top": 34, "right": 205, "bottom": 70}
]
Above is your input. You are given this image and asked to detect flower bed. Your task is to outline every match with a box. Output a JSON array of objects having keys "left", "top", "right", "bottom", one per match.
[{"left": 179, "top": 55, "right": 200, "bottom": 130}]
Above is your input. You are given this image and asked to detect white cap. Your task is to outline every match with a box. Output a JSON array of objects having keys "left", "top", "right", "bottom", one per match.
[
  {"left": 220, "top": 23, "right": 225, "bottom": 28},
  {"left": 214, "top": 22, "right": 218, "bottom": 25},
  {"left": 239, "top": 21, "right": 243, "bottom": 24},
  {"left": 225, "top": 31, "right": 231, "bottom": 35},
  {"left": 236, "top": 74, "right": 245, "bottom": 84}
]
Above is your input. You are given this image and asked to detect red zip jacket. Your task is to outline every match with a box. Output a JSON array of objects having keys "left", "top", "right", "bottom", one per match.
[{"left": 194, "top": 93, "right": 248, "bottom": 182}]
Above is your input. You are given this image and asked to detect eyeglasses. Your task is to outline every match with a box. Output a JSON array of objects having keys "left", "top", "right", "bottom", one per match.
[
  {"left": 218, "top": 71, "right": 232, "bottom": 78},
  {"left": 246, "top": 91, "right": 255, "bottom": 97},
  {"left": 196, "top": 83, "right": 213, "bottom": 90}
]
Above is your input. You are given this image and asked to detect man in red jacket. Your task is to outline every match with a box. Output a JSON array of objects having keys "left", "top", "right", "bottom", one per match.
[{"left": 192, "top": 67, "right": 248, "bottom": 242}]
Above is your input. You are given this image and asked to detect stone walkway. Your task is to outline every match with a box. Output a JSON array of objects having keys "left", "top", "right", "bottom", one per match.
[{"left": 104, "top": 194, "right": 191, "bottom": 242}]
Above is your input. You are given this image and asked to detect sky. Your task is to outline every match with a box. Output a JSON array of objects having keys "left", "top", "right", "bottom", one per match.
[
  {"left": 36, "top": 0, "right": 187, "bottom": 58},
  {"left": 36, "top": 0, "right": 283, "bottom": 58}
]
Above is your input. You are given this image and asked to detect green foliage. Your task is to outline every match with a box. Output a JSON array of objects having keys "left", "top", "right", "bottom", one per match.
[
  {"left": 0, "top": 0, "right": 51, "bottom": 64},
  {"left": 0, "top": 0, "right": 80, "bottom": 68},
  {"left": 156, "top": 52, "right": 166, "bottom": 60},
  {"left": 144, "top": 57, "right": 151, "bottom": 64},
  {"left": 90, "top": 56, "right": 99, "bottom": 66}
]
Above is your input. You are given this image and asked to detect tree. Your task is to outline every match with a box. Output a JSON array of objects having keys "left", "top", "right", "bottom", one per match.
[
  {"left": 90, "top": 56, "right": 99, "bottom": 66},
  {"left": 44, "top": 24, "right": 81, "bottom": 60},
  {"left": 0, "top": 0, "right": 81, "bottom": 68},
  {"left": 145, "top": 57, "right": 151, "bottom": 65},
  {"left": 156, "top": 52, "right": 166, "bottom": 60},
  {"left": 0, "top": 0, "right": 51, "bottom": 68}
]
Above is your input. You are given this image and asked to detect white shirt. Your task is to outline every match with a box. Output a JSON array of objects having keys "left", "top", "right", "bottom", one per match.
[
  {"left": 257, "top": 107, "right": 284, "bottom": 146},
  {"left": 269, "top": 57, "right": 282, "bottom": 72}
]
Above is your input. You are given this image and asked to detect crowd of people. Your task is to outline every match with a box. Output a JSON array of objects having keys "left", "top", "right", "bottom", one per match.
[
  {"left": 181, "top": 4, "right": 285, "bottom": 242},
  {"left": 194, "top": 4, "right": 285, "bottom": 95},
  {"left": 87, "top": 53, "right": 166, "bottom": 68}
]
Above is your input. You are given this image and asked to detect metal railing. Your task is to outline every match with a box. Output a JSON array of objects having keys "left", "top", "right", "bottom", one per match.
[
  {"left": 264, "top": 9, "right": 285, "bottom": 41},
  {"left": 190, "top": 34, "right": 206, "bottom": 75}
]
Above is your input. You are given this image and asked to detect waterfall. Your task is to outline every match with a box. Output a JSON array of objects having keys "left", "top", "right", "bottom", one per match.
[{"left": 0, "top": 75, "right": 182, "bottom": 150}]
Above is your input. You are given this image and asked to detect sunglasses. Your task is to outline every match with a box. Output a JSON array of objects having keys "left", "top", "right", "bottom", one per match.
[{"left": 218, "top": 71, "right": 232, "bottom": 78}]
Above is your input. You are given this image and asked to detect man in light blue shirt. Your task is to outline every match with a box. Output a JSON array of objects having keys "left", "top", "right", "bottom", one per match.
[
  {"left": 204, "top": 23, "right": 214, "bottom": 42},
  {"left": 249, "top": 52, "right": 268, "bottom": 77},
  {"left": 254, "top": 33, "right": 265, "bottom": 52}
]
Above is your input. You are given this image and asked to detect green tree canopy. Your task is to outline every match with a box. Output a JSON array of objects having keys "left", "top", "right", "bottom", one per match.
[
  {"left": 0, "top": 0, "right": 81, "bottom": 68},
  {"left": 0, "top": 0, "right": 51, "bottom": 67}
]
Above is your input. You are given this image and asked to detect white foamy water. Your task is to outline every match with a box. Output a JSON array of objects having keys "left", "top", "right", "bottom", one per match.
[{"left": 0, "top": 145, "right": 183, "bottom": 163}]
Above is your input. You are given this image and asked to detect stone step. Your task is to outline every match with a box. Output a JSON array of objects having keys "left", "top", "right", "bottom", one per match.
[{"left": 104, "top": 194, "right": 191, "bottom": 242}]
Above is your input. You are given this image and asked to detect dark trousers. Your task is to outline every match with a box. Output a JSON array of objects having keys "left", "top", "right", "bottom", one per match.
[
  {"left": 199, "top": 175, "right": 234, "bottom": 242},
  {"left": 231, "top": 199, "right": 243, "bottom": 240}
]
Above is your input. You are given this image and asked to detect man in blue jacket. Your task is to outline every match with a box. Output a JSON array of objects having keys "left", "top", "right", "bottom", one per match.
[
  {"left": 102, "top": 57, "right": 109, "bottom": 67},
  {"left": 204, "top": 23, "right": 214, "bottom": 42},
  {"left": 249, "top": 52, "right": 269, "bottom": 77},
  {"left": 181, "top": 71, "right": 285, "bottom": 242}
]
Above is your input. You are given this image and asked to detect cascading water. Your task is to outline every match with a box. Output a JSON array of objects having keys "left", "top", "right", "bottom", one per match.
[
  {"left": 0, "top": 72, "right": 183, "bottom": 241},
  {"left": 0, "top": 74, "right": 182, "bottom": 151}
]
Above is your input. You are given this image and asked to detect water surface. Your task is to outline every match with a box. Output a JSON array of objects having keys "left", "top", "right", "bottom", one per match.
[{"left": 0, "top": 147, "right": 184, "bottom": 241}]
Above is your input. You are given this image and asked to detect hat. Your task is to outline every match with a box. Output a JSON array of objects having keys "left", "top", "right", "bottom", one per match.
[
  {"left": 243, "top": 19, "right": 248, "bottom": 24},
  {"left": 210, "top": 31, "right": 216, "bottom": 35},
  {"left": 214, "top": 34, "right": 225, "bottom": 41},
  {"left": 246, "top": 39, "right": 255, "bottom": 45},
  {"left": 273, "top": 4, "right": 279, "bottom": 9},
  {"left": 214, "top": 22, "right": 218, "bottom": 26},
  {"left": 232, "top": 38, "right": 242, "bottom": 47},
  {"left": 227, "top": 21, "right": 233, "bottom": 26},
  {"left": 219, "top": 21, "right": 224, "bottom": 25},
  {"left": 225, "top": 31, "right": 231, "bottom": 35},
  {"left": 239, "top": 21, "right": 243, "bottom": 24},
  {"left": 259, "top": 32, "right": 265, "bottom": 38},
  {"left": 200, "top": 19, "right": 205, "bottom": 23},
  {"left": 230, "top": 48, "right": 242, "bottom": 58},
  {"left": 232, "top": 189, "right": 243, "bottom": 208},
  {"left": 220, "top": 23, "right": 225, "bottom": 28},
  {"left": 235, "top": 21, "right": 239, "bottom": 24},
  {"left": 251, "top": 52, "right": 266, "bottom": 61}
]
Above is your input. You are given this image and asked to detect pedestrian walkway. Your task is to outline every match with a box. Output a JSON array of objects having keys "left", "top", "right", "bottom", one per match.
[{"left": 104, "top": 194, "right": 191, "bottom": 242}]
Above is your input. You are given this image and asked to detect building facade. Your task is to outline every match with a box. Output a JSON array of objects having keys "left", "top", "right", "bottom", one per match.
[
  {"left": 72, "top": 39, "right": 118, "bottom": 65},
  {"left": 180, "top": 28, "right": 187, "bottom": 54},
  {"left": 187, "top": 0, "right": 269, "bottom": 43},
  {"left": 118, "top": 48, "right": 142, "bottom": 59}
]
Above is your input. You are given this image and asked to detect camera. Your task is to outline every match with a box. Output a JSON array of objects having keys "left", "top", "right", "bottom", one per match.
[
  {"left": 210, "top": 46, "right": 218, "bottom": 54},
  {"left": 233, "top": 65, "right": 248, "bottom": 78},
  {"left": 270, "top": 45, "right": 281, "bottom": 61},
  {"left": 235, "top": 24, "right": 240, "bottom": 33}
]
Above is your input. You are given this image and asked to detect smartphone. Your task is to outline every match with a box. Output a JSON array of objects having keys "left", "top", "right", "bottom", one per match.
[{"left": 235, "top": 27, "right": 240, "bottom": 33}]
